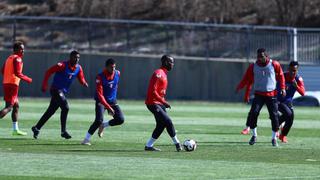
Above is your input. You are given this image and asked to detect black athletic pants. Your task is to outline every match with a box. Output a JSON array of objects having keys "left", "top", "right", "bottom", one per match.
[
  {"left": 35, "top": 89, "right": 69, "bottom": 132},
  {"left": 246, "top": 94, "right": 279, "bottom": 132},
  {"left": 278, "top": 102, "right": 294, "bottom": 136},
  {"left": 147, "top": 104, "right": 176, "bottom": 139},
  {"left": 87, "top": 101, "right": 124, "bottom": 135}
]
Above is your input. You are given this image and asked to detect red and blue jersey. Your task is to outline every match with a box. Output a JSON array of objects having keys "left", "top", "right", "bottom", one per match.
[
  {"left": 95, "top": 70, "right": 119, "bottom": 105},
  {"left": 42, "top": 61, "right": 87, "bottom": 93},
  {"left": 277, "top": 72, "right": 305, "bottom": 105},
  {"left": 94, "top": 69, "right": 120, "bottom": 110}
]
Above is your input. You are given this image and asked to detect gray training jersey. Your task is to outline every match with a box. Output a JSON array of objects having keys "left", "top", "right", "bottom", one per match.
[{"left": 253, "top": 59, "right": 276, "bottom": 92}]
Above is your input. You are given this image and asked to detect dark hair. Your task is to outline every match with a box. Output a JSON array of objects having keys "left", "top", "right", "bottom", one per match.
[
  {"left": 13, "top": 41, "right": 23, "bottom": 52},
  {"left": 257, "top": 48, "right": 266, "bottom": 54},
  {"left": 289, "top": 61, "right": 299, "bottom": 67},
  {"left": 70, "top": 50, "right": 80, "bottom": 58},
  {"left": 105, "top": 58, "right": 116, "bottom": 67},
  {"left": 161, "top": 55, "right": 172, "bottom": 65}
]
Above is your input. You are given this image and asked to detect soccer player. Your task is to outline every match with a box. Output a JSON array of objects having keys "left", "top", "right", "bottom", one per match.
[
  {"left": 144, "top": 55, "right": 182, "bottom": 152},
  {"left": 236, "top": 48, "right": 286, "bottom": 146},
  {"left": 81, "top": 58, "right": 124, "bottom": 146},
  {"left": 277, "top": 61, "right": 305, "bottom": 143},
  {"left": 31, "top": 50, "right": 88, "bottom": 139},
  {"left": 0, "top": 41, "right": 32, "bottom": 136}
]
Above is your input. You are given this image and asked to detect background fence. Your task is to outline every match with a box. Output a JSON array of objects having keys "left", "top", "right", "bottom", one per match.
[
  {"left": 1, "top": 16, "right": 320, "bottom": 64},
  {"left": 0, "top": 16, "right": 320, "bottom": 101}
]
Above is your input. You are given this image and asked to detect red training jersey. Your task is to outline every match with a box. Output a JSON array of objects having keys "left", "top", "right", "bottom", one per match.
[{"left": 145, "top": 67, "right": 169, "bottom": 105}]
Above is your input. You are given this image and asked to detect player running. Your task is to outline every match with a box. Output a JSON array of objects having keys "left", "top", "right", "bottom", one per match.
[
  {"left": 144, "top": 55, "right": 182, "bottom": 152},
  {"left": 236, "top": 48, "right": 286, "bottom": 146},
  {"left": 81, "top": 58, "right": 124, "bottom": 146},
  {"left": 0, "top": 41, "right": 32, "bottom": 136},
  {"left": 31, "top": 50, "right": 88, "bottom": 139},
  {"left": 277, "top": 61, "right": 305, "bottom": 143}
]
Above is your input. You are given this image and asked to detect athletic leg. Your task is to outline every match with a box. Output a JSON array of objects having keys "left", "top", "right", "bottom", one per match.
[
  {"left": 34, "top": 94, "right": 59, "bottom": 130},
  {"left": 281, "top": 105, "right": 294, "bottom": 136},
  {"left": 248, "top": 95, "right": 264, "bottom": 131},
  {"left": 0, "top": 102, "right": 13, "bottom": 119},
  {"left": 82, "top": 102, "right": 105, "bottom": 145},
  {"left": 145, "top": 105, "right": 165, "bottom": 151},
  {"left": 0, "top": 85, "right": 18, "bottom": 119},
  {"left": 11, "top": 102, "right": 26, "bottom": 135},
  {"left": 247, "top": 95, "right": 264, "bottom": 145},
  {"left": 266, "top": 96, "right": 280, "bottom": 146},
  {"left": 108, "top": 105, "right": 125, "bottom": 126}
]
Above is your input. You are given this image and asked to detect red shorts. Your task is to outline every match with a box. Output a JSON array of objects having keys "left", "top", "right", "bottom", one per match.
[{"left": 3, "top": 84, "right": 19, "bottom": 105}]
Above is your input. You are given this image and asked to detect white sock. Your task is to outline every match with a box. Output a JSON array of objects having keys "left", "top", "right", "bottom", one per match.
[
  {"left": 103, "top": 121, "right": 110, "bottom": 128},
  {"left": 251, "top": 128, "right": 257, "bottom": 137},
  {"left": 85, "top": 132, "right": 92, "bottom": 141},
  {"left": 13, "top": 122, "right": 18, "bottom": 131},
  {"left": 146, "top": 137, "right": 157, "bottom": 147},
  {"left": 272, "top": 131, "right": 277, "bottom": 139},
  {"left": 172, "top": 135, "right": 180, "bottom": 144},
  {"left": 246, "top": 126, "right": 250, "bottom": 130}
]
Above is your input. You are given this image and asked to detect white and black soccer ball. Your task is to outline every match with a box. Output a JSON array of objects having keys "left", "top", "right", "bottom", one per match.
[{"left": 183, "top": 139, "right": 197, "bottom": 151}]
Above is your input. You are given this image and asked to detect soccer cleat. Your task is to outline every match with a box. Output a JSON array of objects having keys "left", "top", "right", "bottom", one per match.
[
  {"left": 31, "top": 126, "right": 40, "bottom": 139},
  {"left": 175, "top": 143, "right": 183, "bottom": 152},
  {"left": 12, "top": 130, "right": 27, "bottom": 136},
  {"left": 81, "top": 139, "right": 91, "bottom": 146},
  {"left": 271, "top": 139, "right": 278, "bottom": 147},
  {"left": 249, "top": 136, "right": 257, "bottom": 145},
  {"left": 279, "top": 135, "right": 288, "bottom": 143},
  {"left": 61, "top": 131, "right": 72, "bottom": 139},
  {"left": 98, "top": 124, "right": 104, "bottom": 138},
  {"left": 144, "top": 146, "right": 161, "bottom": 151},
  {"left": 241, "top": 128, "right": 250, "bottom": 135}
]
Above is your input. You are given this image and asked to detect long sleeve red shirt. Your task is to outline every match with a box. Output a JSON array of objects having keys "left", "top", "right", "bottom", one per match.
[
  {"left": 95, "top": 69, "right": 119, "bottom": 111},
  {"left": 145, "top": 67, "right": 169, "bottom": 105},
  {"left": 236, "top": 58, "right": 285, "bottom": 101},
  {"left": 1, "top": 55, "right": 32, "bottom": 84},
  {"left": 42, "top": 61, "right": 87, "bottom": 91}
]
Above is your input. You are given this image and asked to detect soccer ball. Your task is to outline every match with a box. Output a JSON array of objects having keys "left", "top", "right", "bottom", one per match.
[{"left": 183, "top": 139, "right": 197, "bottom": 151}]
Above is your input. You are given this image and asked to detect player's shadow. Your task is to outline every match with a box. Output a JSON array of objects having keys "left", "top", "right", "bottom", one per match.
[
  {"left": 0, "top": 138, "right": 29, "bottom": 141},
  {"left": 198, "top": 141, "right": 270, "bottom": 146},
  {"left": 59, "top": 149, "right": 143, "bottom": 153},
  {"left": 18, "top": 143, "right": 82, "bottom": 146}
]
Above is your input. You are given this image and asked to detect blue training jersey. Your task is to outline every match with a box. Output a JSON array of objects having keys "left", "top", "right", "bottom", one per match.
[
  {"left": 51, "top": 61, "right": 80, "bottom": 93},
  {"left": 94, "top": 70, "right": 120, "bottom": 104}
]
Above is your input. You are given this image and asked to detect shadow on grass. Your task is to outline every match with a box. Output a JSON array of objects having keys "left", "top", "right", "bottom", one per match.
[
  {"left": 0, "top": 138, "right": 29, "bottom": 141},
  {"left": 59, "top": 149, "right": 143, "bottom": 153},
  {"left": 18, "top": 142, "right": 81, "bottom": 146}
]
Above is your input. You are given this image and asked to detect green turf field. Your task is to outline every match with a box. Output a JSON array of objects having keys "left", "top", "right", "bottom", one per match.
[{"left": 0, "top": 98, "right": 319, "bottom": 180}]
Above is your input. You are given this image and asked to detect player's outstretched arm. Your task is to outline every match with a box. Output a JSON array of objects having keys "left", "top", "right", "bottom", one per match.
[
  {"left": 77, "top": 66, "right": 88, "bottom": 87},
  {"left": 296, "top": 77, "right": 305, "bottom": 96},
  {"left": 13, "top": 57, "right": 32, "bottom": 83},
  {"left": 95, "top": 75, "right": 114, "bottom": 115},
  {"left": 42, "top": 63, "right": 65, "bottom": 92},
  {"left": 236, "top": 63, "right": 254, "bottom": 93}
]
